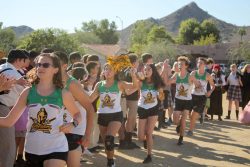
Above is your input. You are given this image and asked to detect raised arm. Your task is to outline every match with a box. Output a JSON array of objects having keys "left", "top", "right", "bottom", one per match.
[
  {"left": 0, "top": 74, "right": 15, "bottom": 92},
  {"left": 161, "top": 60, "right": 171, "bottom": 86},
  {"left": 119, "top": 68, "right": 139, "bottom": 92},
  {"left": 0, "top": 87, "right": 29, "bottom": 127}
]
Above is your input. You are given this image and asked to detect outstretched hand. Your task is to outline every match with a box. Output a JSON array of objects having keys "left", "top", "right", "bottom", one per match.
[{"left": 0, "top": 74, "right": 16, "bottom": 92}]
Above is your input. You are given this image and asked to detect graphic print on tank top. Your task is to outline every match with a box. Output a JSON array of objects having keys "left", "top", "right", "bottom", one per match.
[
  {"left": 192, "top": 71, "right": 207, "bottom": 95},
  {"left": 138, "top": 82, "right": 158, "bottom": 109},
  {"left": 175, "top": 73, "right": 192, "bottom": 100},
  {"left": 101, "top": 94, "right": 115, "bottom": 108},
  {"left": 143, "top": 91, "right": 156, "bottom": 104},
  {"left": 98, "top": 80, "right": 121, "bottom": 114},
  {"left": 27, "top": 85, "right": 64, "bottom": 135},
  {"left": 177, "top": 84, "right": 188, "bottom": 97},
  {"left": 29, "top": 107, "right": 56, "bottom": 133}
]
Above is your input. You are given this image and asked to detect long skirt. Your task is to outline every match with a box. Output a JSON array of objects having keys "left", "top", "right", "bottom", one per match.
[{"left": 208, "top": 86, "right": 223, "bottom": 116}]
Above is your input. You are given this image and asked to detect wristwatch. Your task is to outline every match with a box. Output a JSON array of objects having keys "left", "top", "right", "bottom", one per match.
[{"left": 72, "top": 119, "right": 79, "bottom": 127}]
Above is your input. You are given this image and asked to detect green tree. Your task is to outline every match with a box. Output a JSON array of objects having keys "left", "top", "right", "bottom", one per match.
[
  {"left": 177, "top": 18, "right": 220, "bottom": 45},
  {"left": 228, "top": 42, "right": 250, "bottom": 62},
  {"left": 238, "top": 27, "right": 247, "bottom": 42},
  {"left": 200, "top": 19, "right": 220, "bottom": 41},
  {"left": 178, "top": 18, "right": 201, "bottom": 44},
  {"left": 18, "top": 28, "right": 82, "bottom": 54},
  {"left": 129, "top": 20, "right": 155, "bottom": 55},
  {"left": 193, "top": 34, "right": 217, "bottom": 46},
  {"left": 0, "top": 25, "right": 16, "bottom": 54},
  {"left": 80, "top": 19, "right": 118, "bottom": 44},
  {"left": 73, "top": 31, "right": 102, "bottom": 44},
  {"left": 143, "top": 41, "right": 177, "bottom": 62},
  {"left": 147, "top": 25, "right": 174, "bottom": 43}
]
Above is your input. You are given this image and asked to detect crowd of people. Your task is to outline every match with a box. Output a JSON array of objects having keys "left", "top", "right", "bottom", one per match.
[{"left": 0, "top": 49, "right": 249, "bottom": 167}]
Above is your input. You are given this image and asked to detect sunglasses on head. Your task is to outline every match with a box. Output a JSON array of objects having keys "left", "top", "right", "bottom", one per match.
[{"left": 35, "top": 63, "right": 52, "bottom": 68}]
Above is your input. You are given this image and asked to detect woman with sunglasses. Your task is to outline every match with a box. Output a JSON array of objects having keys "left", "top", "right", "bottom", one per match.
[
  {"left": 90, "top": 63, "right": 138, "bottom": 167},
  {"left": 0, "top": 53, "right": 82, "bottom": 167}
]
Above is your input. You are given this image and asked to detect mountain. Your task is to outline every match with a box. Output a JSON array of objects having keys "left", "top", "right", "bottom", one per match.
[
  {"left": 7, "top": 25, "right": 34, "bottom": 38},
  {"left": 119, "top": 2, "right": 250, "bottom": 47}
]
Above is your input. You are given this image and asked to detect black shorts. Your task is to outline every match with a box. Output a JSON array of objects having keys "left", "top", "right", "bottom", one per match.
[
  {"left": 65, "top": 133, "right": 83, "bottom": 151},
  {"left": 98, "top": 111, "right": 123, "bottom": 127},
  {"left": 138, "top": 105, "right": 159, "bottom": 119},
  {"left": 192, "top": 95, "right": 207, "bottom": 114},
  {"left": 25, "top": 152, "right": 68, "bottom": 167},
  {"left": 174, "top": 98, "right": 192, "bottom": 112}
]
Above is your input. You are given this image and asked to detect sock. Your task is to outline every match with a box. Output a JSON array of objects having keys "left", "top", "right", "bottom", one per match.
[
  {"left": 17, "top": 154, "right": 23, "bottom": 160},
  {"left": 162, "top": 110, "right": 166, "bottom": 122},
  {"left": 124, "top": 131, "right": 129, "bottom": 142},
  {"left": 128, "top": 132, "right": 133, "bottom": 143},
  {"left": 119, "top": 139, "right": 124, "bottom": 145},
  {"left": 236, "top": 110, "right": 239, "bottom": 119},
  {"left": 178, "top": 136, "right": 183, "bottom": 143},
  {"left": 107, "top": 158, "right": 114, "bottom": 165},
  {"left": 227, "top": 110, "right": 231, "bottom": 117}
]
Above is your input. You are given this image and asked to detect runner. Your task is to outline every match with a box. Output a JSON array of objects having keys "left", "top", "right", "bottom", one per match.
[
  {"left": 137, "top": 64, "right": 165, "bottom": 163},
  {"left": 168, "top": 56, "right": 196, "bottom": 145},
  {"left": 0, "top": 53, "right": 82, "bottom": 167},
  {"left": 187, "top": 57, "right": 215, "bottom": 136},
  {"left": 90, "top": 63, "right": 138, "bottom": 167}
]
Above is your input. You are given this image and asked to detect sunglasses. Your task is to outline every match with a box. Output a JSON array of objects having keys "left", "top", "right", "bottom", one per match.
[{"left": 35, "top": 63, "right": 53, "bottom": 68}]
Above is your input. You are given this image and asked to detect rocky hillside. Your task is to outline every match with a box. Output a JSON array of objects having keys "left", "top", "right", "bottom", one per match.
[
  {"left": 7, "top": 25, "right": 34, "bottom": 38},
  {"left": 119, "top": 2, "right": 250, "bottom": 47}
]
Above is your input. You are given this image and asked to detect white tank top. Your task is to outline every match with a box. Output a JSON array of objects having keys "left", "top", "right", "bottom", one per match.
[
  {"left": 63, "top": 77, "right": 87, "bottom": 136},
  {"left": 175, "top": 73, "right": 192, "bottom": 100},
  {"left": 63, "top": 101, "right": 86, "bottom": 136},
  {"left": 25, "top": 85, "right": 68, "bottom": 155},
  {"left": 97, "top": 80, "right": 121, "bottom": 114},
  {"left": 138, "top": 82, "right": 158, "bottom": 109},
  {"left": 192, "top": 71, "right": 208, "bottom": 96}
]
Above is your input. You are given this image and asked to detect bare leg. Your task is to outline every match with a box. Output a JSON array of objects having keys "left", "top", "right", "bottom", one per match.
[
  {"left": 44, "top": 159, "right": 66, "bottom": 167},
  {"left": 145, "top": 116, "right": 158, "bottom": 155},
  {"left": 189, "top": 111, "right": 200, "bottom": 131},
  {"left": 67, "top": 150, "right": 82, "bottom": 167}
]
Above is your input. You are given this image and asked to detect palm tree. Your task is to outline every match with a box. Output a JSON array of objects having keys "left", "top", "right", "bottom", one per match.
[{"left": 238, "top": 27, "right": 247, "bottom": 42}]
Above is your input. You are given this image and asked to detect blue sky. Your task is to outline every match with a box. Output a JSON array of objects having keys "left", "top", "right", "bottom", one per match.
[{"left": 1, "top": 0, "right": 250, "bottom": 32}]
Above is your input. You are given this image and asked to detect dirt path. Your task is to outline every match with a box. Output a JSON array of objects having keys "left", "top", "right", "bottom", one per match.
[{"left": 81, "top": 97, "right": 250, "bottom": 167}]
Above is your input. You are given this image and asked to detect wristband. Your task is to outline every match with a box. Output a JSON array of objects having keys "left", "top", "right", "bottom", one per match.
[{"left": 72, "top": 119, "right": 79, "bottom": 127}]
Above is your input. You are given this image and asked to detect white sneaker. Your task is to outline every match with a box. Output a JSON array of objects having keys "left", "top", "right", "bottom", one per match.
[{"left": 83, "top": 149, "right": 93, "bottom": 156}]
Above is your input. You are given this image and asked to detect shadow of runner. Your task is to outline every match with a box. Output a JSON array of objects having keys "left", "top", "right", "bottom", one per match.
[{"left": 152, "top": 135, "right": 250, "bottom": 166}]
